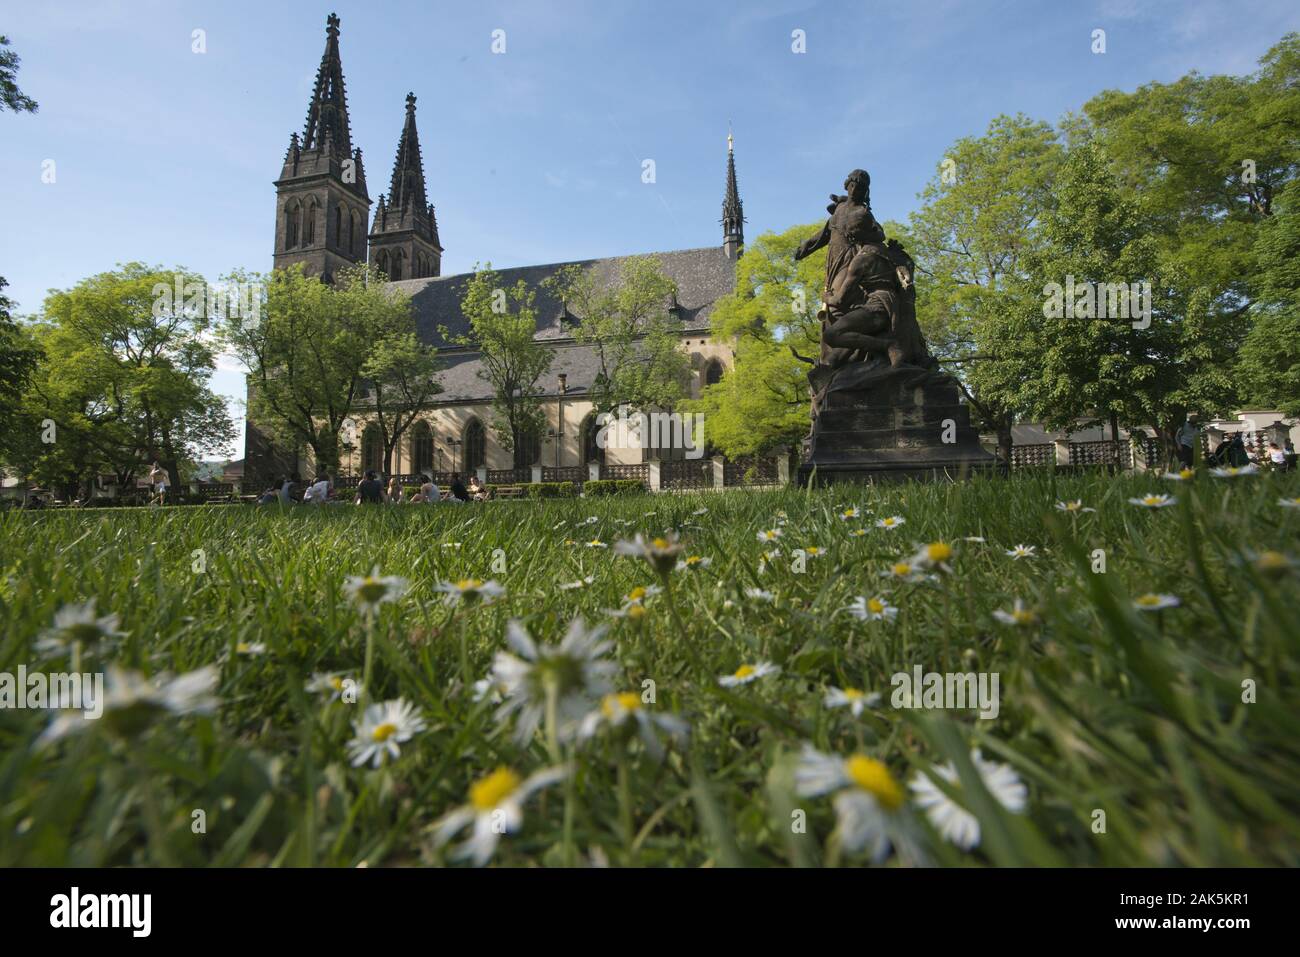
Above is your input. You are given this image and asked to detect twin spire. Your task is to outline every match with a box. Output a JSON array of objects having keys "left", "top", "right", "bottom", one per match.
[{"left": 722, "top": 127, "right": 745, "bottom": 259}]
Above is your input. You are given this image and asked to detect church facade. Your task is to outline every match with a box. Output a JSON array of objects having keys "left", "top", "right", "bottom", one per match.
[{"left": 244, "top": 14, "right": 745, "bottom": 487}]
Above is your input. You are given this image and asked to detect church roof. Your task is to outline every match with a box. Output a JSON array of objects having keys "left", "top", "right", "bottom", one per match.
[{"left": 385, "top": 245, "right": 736, "bottom": 349}]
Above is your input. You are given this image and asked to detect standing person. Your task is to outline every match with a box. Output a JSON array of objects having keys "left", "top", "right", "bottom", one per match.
[
  {"left": 1176, "top": 417, "right": 1198, "bottom": 470},
  {"left": 1227, "top": 433, "right": 1249, "bottom": 467},
  {"left": 355, "top": 470, "right": 385, "bottom": 504},
  {"left": 278, "top": 476, "right": 294, "bottom": 505},
  {"left": 386, "top": 476, "right": 404, "bottom": 503},
  {"left": 1269, "top": 442, "right": 1288, "bottom": 471},
  {"left": 449, "top": 473, "right": 469, "bottom": 503},
  {"left": 148, "top": 461, "right": 169, "bottom": 506}
]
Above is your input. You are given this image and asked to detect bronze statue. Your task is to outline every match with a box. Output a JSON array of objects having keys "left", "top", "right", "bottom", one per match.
[{"left": 794, "top": 169, "right": 933, "bottom": 372}]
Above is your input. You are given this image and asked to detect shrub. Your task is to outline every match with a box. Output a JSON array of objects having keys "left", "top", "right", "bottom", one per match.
[
  {"left": 525, "top": 481, "right": 576, "bottom": 499},
  {"left": 583, "top": 479, "right": 645, "bottom": 497}
]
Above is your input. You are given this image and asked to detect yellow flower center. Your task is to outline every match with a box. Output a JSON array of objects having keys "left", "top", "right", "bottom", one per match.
[
  {"left": 456, "top": 579, "right": 483, "bottom": 591},
  {"left": 685, "top": 555, "right": 704, "bottom": 566},
  {"left": 867, "top": 598, "right": 886, "bottom": 614},
  {"left": 891, "top": 562, "right": 912, "bottom": 577},
  {"left": 237, "top": 642, "right": 251, "bottom": 653},
  {"left": 845, "top": 755, "right": 903, "bottom": 810},
  {"left": 1013, "top": 607, "right": 1036, "bottom": 624},
  {"left": 1179, "top": 469, "right": 1193, "bottom": 479},
  {"left": 627, "top": 586, "right": 648, "bottom": 602},
  {"left": 602, "top": 692, "right": 642, "bottom": 717},
  {"left": 330, "top": 676, "right": 344, "bottom": 691},
  {"left": 926, "top": 542, "right": 952, "bottom": 562},
  {"left": 733, "top": 664, "right": 755, "bottom": 680},
  {"left": 652, "top": 537, "right": 670, "bottom": 550},
  {"left": 843, "top": 688, "right": 864, "bottom": 700},
  {"left": 1256, "top": 551, "right": 1287, "bottom": 571},
  {"left": 626, "top": 604, "right": 647, "bottom": 619},
  {"left": 1143, "top": 496, "right": 1162, "bottom": 505},
  {"left": 882, "top": 519, "right": 897, "bottom": 526},
  {"left": 371, "top": 722, "right": 398, "bottom": 743},
  {"left": 470, "top": 767, "right": 522, "bottom": 811}
]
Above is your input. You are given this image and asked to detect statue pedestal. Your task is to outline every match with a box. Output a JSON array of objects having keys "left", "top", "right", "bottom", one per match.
[{"left": 797, "top": 363, "right": 995, "bottom": 485}]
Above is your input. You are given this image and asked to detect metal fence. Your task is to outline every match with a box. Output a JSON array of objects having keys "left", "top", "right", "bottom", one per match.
[
  {"left": 723, "top": 457, "right": 778, "bottom": 487},
  {"left": 1068, "top": 440, "right": 1132, "bottom": 469},
  {"left": 541, "top": 466, "right": 586, "bottom": 485},
  {"left": 661, "top": 459, "right": 713, "bottom": 490},
  {"left": 604, "top": 464, "right": 650, "bottom": 487},
  {"left": 486, "top": 468, "right": 532, "bottom": 485}
]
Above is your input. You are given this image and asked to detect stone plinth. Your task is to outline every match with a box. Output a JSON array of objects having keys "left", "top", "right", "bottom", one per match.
[{"left": 797, "top": 362, "right": 995, "bottom": 485}]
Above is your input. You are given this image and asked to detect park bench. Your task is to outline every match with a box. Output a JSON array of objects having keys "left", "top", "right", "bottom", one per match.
[
  {"left": 193, "top": 483, "right": 237, "bottom": 504},
  {"left": 491, "top": 485, "right": 525, "bottom": 500}
]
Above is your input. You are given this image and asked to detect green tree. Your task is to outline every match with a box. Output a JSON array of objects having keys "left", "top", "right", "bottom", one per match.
[
  {"left": 900, "top": 114, "right": 1064, "bottom": 466},
  {"left": 545, "top": 256, "right": 689, "bottom": 415},
  {"left": 223, "top": 263, "right": 409, "bottom": 476},
  {"left": 0, "top": 35, "right": 38, "bottom": 114},
  {"left": 13, "top": 264, "right": 233, "bottom": 497},
  {"left": 446, "top": 266, "right": 554, "bottom": 462},
  {"left": 360, "top": 332, "right": 442, "bottom": 474},
  {"left": 0, "top": 278, "right": 39, "bottom": 465},
  {"left": 1240, "top": 178, "right": 1300, "bottom": 416},
  {"left": 683, "top": 224, "right": 824, "bottom": 457}
]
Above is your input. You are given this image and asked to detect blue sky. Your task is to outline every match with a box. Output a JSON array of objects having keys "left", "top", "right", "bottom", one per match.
[{"left": 2, "top": 0, "right": 1297, "bottom": 458}]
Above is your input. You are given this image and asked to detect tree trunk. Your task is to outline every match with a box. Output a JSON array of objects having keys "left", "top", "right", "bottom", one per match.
[{"left": 996, "top": 414, "right": 1013, "bottom": 476}]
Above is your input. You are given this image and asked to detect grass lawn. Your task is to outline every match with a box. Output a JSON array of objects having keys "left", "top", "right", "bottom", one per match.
[{"left": 1, "top": 469, "right": 1297, "bottom": 867}]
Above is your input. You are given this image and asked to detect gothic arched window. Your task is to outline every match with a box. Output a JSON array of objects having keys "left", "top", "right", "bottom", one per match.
[
  {"left": 285, "top": 202, "right": 300, "bottom": 249},
  {"left": 350, "top": 211, "right": 359, "bottom": 255},
  {"left": 304, "top": 199, "right": 318, "bottom": 246},
  {"left": 410, "top": 420, "right": 434, "bottom": 474},
  {"left": 582, "top": 414, "right": 605, "bottom": 466},
  {"left": 335, "top": 205, "right": 343, "bottom": 246},
  {"left": 391, "top": 250, "right": 404, "bottom": 281},
  {"left": 463, "top": 418, "right": 486, "bottom": 471},
  {"left": 376, "top": 250, "right": 390, "bottom": 279}
]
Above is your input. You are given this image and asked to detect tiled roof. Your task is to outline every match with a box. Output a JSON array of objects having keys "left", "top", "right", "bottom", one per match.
[{"left": 385, "top": 245, "right": 735, "bottom": 349}]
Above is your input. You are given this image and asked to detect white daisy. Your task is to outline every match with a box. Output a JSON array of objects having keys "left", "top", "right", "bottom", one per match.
[
  {"left": 491, "top": 617, "right": 616, "bottom": 745},
  {"left": 795, "top": 745, "right": 905, "bottom": 861},
  {"left": 36, "top": 598, "right": 124, "bottom": 655},
  {"left": 558, "top": 576, "right": 595, "bottom": 591},
  {"left": 839, "top": 506, "right": 862, "bottom": 521},
  {"left": 847, "top": 596, "right": 898, "bottom": 623},
  {"left": 824, "top": 687, "right": 882, "bottom": 716},
  {"left": 1132, "top": 593, "right": 1180, "bottom": 612},
  {"left": 1279, "top": 497, "right": 1300, "bottom": 509},
  {"left": 1054, "top": 500, "right": 1095, "bottom": 513},
  {"left": 718, "top": 661, "right": 779, "bottom": 687},
  {"left": 585, "top": 539, "right": 608, "bottom": 549},
  {"left": 1005, "top": 544, "right": 1036, "bottom": 560},
  {"left": 882, "top": 558, "right": 925, "bottom": 583},
  {"left": 692, "top": 507, "right": 709, "bottom": 516},
  {"left": 1210, "top": 463, "right": 1258, "bottom": 478},
  {"left": 911, "top": 541, "right": 954, "bottom": 572},
  {"left": 756, "top": 528, "right": 783, "bottom": 543},
  {"left": 430, "top": 765, "right": 569, "bottom": 866},
  {"left": 346, "top": 698, "right": 426, "bottom": 768},
  {"left": 1129, "top": 493, "right": 1177, "bottom": 508},
  {"left": 1162, "top": 468, "right": 1195, "bottom": 482},
  {"left": 744, "top": 587, "right": 775, "bottom": 602},
  {"left": 909, "top": 749, "right": 1027, "bottom": 851},
  {"left": 307, "top": 672, "right": 355, "bottom": 702},
  {"left": 343, "top": 567, "right": 409, "bottom": 612},
  {"left": 577, "top": 691, "right": 689, "bottom": 760},
  {"left": 613, "top": 532, "right": 684, "bottom": 576},
  {"left": 38, "top": 665, "right": 218, "bottom": 746},
  {"left": 992, "top": 599, "right": 1037, "bottom": 627},
  {"left": 234, "top": 641, "right": 267, "bottom": 657},
  {"left": 876, "top": 516, "right": 905, "bottom": 530},
  {"left": 675, "top": 554, "right": 713, "bottom": 572},
  {"left": 434, "top": 578, "right": 505, "bottom": 606},
  {"left": 849, "top": 528, "right": 868, "bottom": 538}
]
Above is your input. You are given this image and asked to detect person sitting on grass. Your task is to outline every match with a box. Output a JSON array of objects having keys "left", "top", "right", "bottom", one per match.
[
  {"left": 355, "top": 470, "right": 386, "bottom": 504},
  {"left": 257, "top": 486, "right": 279, "bottom": 505},
  {"left": 303, "top": 473, "right": 332, "bottom": 504},
  {"left": 448, "top": 473, "right": 469, "bottom": 504},
  {"left": 278, "top": 476, "right": 295, "bottom": 505},
  {"left": 386, "top": 476, "right": 405, "bottom": 503},
  {"left": 467, "top": 474, "right": 487, "bottom": 501},
  {"left": 411, "top": 473, "right": 440, "bottom": 503}
]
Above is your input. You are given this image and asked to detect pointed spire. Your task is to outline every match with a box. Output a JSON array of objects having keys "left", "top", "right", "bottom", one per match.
[
  {"left": 388, "top": 92, "right": 429, "bottom": 211},
  {"left": 721, "top": 125, "right": 745, "bottom": 258},
  {"left": 301, "top": 13, "right": 354, "bottom": 157}
]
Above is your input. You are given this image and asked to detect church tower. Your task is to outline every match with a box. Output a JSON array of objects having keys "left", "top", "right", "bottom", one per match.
[
  {"left": 721, "top": 130, "right": 745, "bottom": 260},
  {"left": 273, "top": 13, "right": 371, "bottom": 282},
  {"left": 368, "top": 92, "right": 442, "bottom": 281}
]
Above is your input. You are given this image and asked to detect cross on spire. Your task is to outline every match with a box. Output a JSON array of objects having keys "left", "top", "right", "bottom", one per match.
[
  {"left": 302, "top": 12, "right": 354, "bottom": 156},
  {"left": 722, "top": 126, "right": 745, "bottom": 258}
]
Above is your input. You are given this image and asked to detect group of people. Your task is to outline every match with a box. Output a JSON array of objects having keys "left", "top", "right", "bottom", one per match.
[
  {"left": 1176, "top": 418, "right": 1295, "bottom": 471},
  {"left": 257, "top": 471, "right": 489, "bottom": 506}
]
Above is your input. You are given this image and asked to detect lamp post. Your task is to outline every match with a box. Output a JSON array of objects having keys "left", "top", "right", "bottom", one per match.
[{"left": 446, "top": 436, "right": 463, "bottom": 476}]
